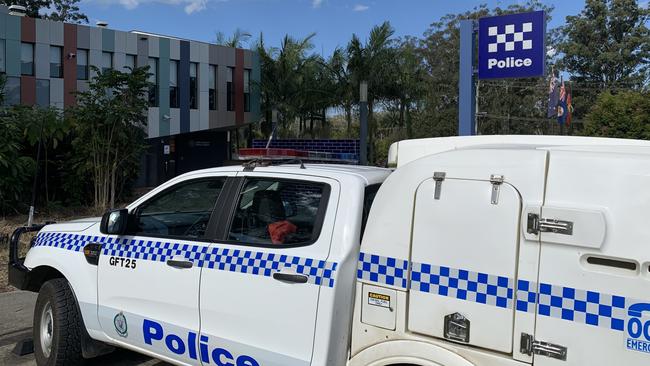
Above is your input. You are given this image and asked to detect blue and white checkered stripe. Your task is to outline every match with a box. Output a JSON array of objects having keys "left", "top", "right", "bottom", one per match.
[
  {"left": 411, "top": 263, "right": 514, "bottom": 309},
  {"left": 358, "top": 251, "right": 636, "bottom": 333},
  {"left": 35, "top": 232, "right": 338, "bottom": 288},
  {"left": 357, "top": 252, "right": 409, "bottom": 289}
]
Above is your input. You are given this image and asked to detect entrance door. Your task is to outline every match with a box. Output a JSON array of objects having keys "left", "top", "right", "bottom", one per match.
[
  {"left": 408, "top": 177, "right": 522, "bottom": 353},
  {"left": 199, "top": 174, "right": 339, "bottom": 366},
  {"left": 97, "top": 175, "right": 230, "bottom": 365}
]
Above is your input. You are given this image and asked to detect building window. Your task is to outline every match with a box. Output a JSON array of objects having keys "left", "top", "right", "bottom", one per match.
[
  {"left": 21, "top": 43, "right": 34, "bottom": 76},
  {"left": 0, "top": 40, "right": 5, "bottom": 73},
  {"left": 101, "top": 52, "right": 113, "bottom": 73},
  {"left": 36, "top": 79, "right": 50, "bottom": 107},
  {"left": 4, "top": 77, "right": 20, "bottom": 105},
  {"left": 226, "top": 66, "right": 234, "bottom": 111},
  {"left": 49, "top": 46, "right": 62, "bottom": 78},
  {"left": 209, "top": 65, "right": 217, "bottom": 110},
  {"left": 148, "top": 57, "right": 158, "bottom": 107},
  {"left": 77, "top": 49, "right": 88, "bottom": 80},
  {"left": 190, "top": 62, "right": 198, "bottom": 109},
  {"left": 244, "top": 69, "right": 251, "bottom": 112},
  {"left": 124, "top": 54, "right": 136, "bottom": 72},
  {"left": 169, "top": 60, "right": 179, "bottom": 108}
]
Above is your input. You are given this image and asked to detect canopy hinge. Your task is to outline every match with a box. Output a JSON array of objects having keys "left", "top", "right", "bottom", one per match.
[
  {"left": 527, "top": 213, "right": 574, "bottom": 236},
  {"left": 521, "top": 333, "right": 567, "bottom": 361},
  {"left": 433, "top": 172, "right": 446, "bottom": 200},
  {"left": 489, "top": 175, "right": 504, "bottom": 204}
]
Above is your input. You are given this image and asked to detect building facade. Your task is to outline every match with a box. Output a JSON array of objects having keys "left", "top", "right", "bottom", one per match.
[{"left": 0, "top": 5, "right": 261, "bottom": 186}]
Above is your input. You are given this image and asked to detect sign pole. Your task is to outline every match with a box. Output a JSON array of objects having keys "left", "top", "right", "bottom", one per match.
[{"left": 459, "top": 20, "right": 477, "bottom": 136}]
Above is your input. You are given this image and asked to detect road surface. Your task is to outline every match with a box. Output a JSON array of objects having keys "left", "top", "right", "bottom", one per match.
[{"left": 0, "top": 291, "right": 167, "bottom": 365}]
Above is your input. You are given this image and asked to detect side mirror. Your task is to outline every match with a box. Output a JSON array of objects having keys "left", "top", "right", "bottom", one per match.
[{"left": 100, "top": 209, "right": 129, "bottom": 235}]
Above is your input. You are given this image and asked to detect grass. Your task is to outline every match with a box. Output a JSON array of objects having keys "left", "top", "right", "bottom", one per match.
[{"left": 0, "top": 207, "right": 100, "bottom": 293}]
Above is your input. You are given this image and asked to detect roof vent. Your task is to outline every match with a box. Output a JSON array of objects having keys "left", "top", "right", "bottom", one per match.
[
  {"left": 8, "top": 5, "right": 27, "bottom": 17},
  {"left": 96, "top": 21, "right": 108, "bottom": 28}
]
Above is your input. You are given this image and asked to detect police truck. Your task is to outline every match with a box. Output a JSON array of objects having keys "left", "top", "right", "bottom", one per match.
[{"left": 8, "top": 135, "right": 650, "bottom": 366}]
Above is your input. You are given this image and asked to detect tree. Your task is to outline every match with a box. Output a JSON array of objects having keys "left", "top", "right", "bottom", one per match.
[
  {"left": 69, "top": 66, "right": 151, "bottom": 210},
  {"left": 1, "top": 0, "right": 88, "bottom": 23},
  {"left": 347, "top": 21, "right": 397, "bottom": 163},
  {"left": 558, "top": 0, "right": 650, "bottom": 89},
  {"left": 216, "top": 29, "right": 250, "bottom": 48},
  {"left": 46, "top": 0, "right": 88, "bottom": 24},
  {"left": 582, "top": 91, "right": 650, "bottom": 139}
]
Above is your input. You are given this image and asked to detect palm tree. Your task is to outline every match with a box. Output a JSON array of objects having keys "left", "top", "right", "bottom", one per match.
[
  {"left": 347, "top": 21, "right": 397, "bottom": 162},
  {"left": 215, "top": 28, "right": 251, "bottom": 48}
]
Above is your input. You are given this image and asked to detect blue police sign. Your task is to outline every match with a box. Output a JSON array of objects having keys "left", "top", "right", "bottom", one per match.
[{"left": 478, "top": 10, "right": 546, "bottom": 79}]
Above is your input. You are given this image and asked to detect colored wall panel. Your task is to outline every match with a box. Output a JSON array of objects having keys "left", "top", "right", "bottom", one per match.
[
  {"left": 170, "top": 108, "right": 181, "bottom": 135},
  {"left": 148, "top": 36, "right": 159, "bottom": 57},
  {"left": 199, "top": 43, "right": 209, "bottom": 63},
  {"left": 235, "top": 49, "right": 244, "bottom": 125},
  {"left": 158, "top": 38, "right": 170, "bottom": 137},
  {"left": 5, "top": 39, "right": 21, "bottom": 76},
  {"left": 20, "top": 75, "right": 35, "bottom": 105},
  {"left": 190, "top": 109, "right": 200, "bottom": 132},
  {"left": 35, "top": 18, "right": 50, "bottom": 44},
  {"left": 89, "top": 49, "right": 101, "bottom": 79},
  {"left": 76, "top": 25, "right": 89, "bottom": 49},
  {"left": 0, "top": 13, "right": 6, "bottom": 39},
  {"left": 189, "top": 41, "right": 199, "bottom": 62},
  {"left": 63, "top": 23, "right": 77, "bottom": 106},
  {"left": 251, "top": 52, "right": 261, "bottom": 121},
  {"left": 50, "top": 21, "right": 63, "bottom": 46},
  {"left": 126, "top": 33, "right": 137, "bottom": 55},
  {"left": 89, "top": 27, "right": 101, "bottom": 50},
  {"left": 137, "top": 37, "right": 148, "bottom": 67},
  {"left": 179, "top": 41, "right": 190, "bottom": 133},
  {"left": 50, "top": 77, "right": 64, "bottom": 108},
  {"left": 148, "top": 107, "right": 160, "bottom": 138},
  {"left": 115, "top": 32, "right": 125, "bottom": 53},
  {"left": 102, "top": 28, "right": 115, "bottom": 52},
  {"left": 6, "top": 15, "right": 20, "bottom": 40},
  {"left": 21, "top": 17, "right": 35, "bottom": 43},
  {"left": 170, "top": 39, "right": 180, "bottom": 60}
]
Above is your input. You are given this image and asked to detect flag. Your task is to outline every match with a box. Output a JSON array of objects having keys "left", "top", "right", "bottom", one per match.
[
  {"left": 557, "top": 81, "right": 568, "bottom": 125},
  {"left": 566, "top": 83, "right": 574, "bottom": 126},
  {"left": 547, "top": 73, "right": 560, "bottom": 118}
]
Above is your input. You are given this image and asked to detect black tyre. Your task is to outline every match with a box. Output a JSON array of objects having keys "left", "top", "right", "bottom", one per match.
[{"left": 33, "top": 278, "right": 84, "bottom": 366}]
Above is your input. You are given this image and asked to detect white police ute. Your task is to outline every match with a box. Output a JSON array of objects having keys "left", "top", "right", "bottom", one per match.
[{"left": 8, "top": 135, "right": 650, "bottom": 366}]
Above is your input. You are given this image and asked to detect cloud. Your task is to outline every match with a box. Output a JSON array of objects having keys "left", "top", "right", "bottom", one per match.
[
  {"left": 352, "top": 4, "right": 369, "bottom": 12},
  {"left": 312, "top": 0, "right": 323, "bottom": 8},
  {"left": 96, "top": 0, "right": 217, "bottom": 14}
]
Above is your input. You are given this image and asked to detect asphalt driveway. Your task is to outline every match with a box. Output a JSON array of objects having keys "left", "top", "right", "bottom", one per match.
[{"left": 0, "top": 291, "right": 166, "bottom": 365}]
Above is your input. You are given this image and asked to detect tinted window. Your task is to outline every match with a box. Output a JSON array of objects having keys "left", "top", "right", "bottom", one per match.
[
  {"left": 50, "top": 46, "right": 62, "bottom": 78},
  {"left": 135, "top": 178, "right": 225, "bottom": 239},
  {"left": 228, "top": 179, "right": 329, "bottom": 246},
  {"left": 0, "top": 39, "right": 5, "bottom": 73},
  {"left": 4, "top": 77, "right": 20, "bottom": 106},
  {"left": 36, "top": 79, "right": 50, "bottom": 107},
  {"left": 361, "top": 184, "right": 381, "bottom": 241},
  {"left": 77, "top": 49, "right": 88, "bottom": 80},
  {"left": 21, "top": 43, "right": 34, "bottom": 76}
]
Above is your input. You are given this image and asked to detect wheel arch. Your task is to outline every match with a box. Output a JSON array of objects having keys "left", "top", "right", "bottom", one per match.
[
  {"left": 24, "top": 265, "right": 65, "bottom": 292},
  {"left": 348, "top": 340, "right": 475, "bottom": 366}
]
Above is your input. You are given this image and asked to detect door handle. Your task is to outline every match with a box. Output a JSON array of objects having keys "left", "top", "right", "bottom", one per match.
[
  {"left": 166, "top": 259, "right": 193, "bottom": 269},
  {"left": 273, "top": 272, "right": 308, "bottom": 284}
]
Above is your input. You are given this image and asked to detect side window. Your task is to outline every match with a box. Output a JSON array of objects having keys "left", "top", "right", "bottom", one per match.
[
  {"left": 135, "top": 178, "right": 225, "bottom": 239},
  {"left": 228, "top": 179, "right": 329, "bottom": 246},
  {"left": 361, "top": 184, "right": 381, "bottom": 242}
]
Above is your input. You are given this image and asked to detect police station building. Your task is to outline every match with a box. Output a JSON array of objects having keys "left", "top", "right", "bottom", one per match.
[{"left": 0, "top": 5, "right": 261, "bottom": 186}]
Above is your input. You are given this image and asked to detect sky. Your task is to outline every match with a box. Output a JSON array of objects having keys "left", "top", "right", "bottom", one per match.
[{"left": 79, "top": 0, "right": 588, "bottom": 56}]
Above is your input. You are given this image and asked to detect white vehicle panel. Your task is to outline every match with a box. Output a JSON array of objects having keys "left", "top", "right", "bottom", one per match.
[{"left": 408, "top": 178, "right": 521, "bottom": 353}]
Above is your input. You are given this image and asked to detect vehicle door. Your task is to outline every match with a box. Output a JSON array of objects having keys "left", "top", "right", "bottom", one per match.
[
  {"left": 533, "top": 151, "right": 650, "bottom": 365},
  {"left": 407, "top": 175, "right": 523, "bottom": 353},
  {"left": 97, "top": 173, "right": 235, "bottom": 365},
  {"left": 198, "top": 173, "right": 339, "bottom": 366}
]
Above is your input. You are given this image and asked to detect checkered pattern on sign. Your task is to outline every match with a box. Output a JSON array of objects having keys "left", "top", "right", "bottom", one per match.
[
  {"left": 411, "top": 263, "right": 514, "bottom": 309},
  {"left": 357, "top": 252, "right": 409, "bottom": 289},
  {"left": 536, "top": 283, "right": 627, "bottom": 332},
  {"left": 35, "top": 232, "right": 338, "bottom": 287},
  {"left": 487, "top": 22, "right": 533, "bottom": 53}
]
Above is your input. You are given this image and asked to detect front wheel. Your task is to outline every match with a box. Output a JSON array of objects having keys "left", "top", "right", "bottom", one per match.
[{"left": 33, "top": 278, "right": 84, "bottom": 366}]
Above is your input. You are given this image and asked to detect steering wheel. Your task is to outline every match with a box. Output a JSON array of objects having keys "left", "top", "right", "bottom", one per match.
[{"left": 183, "top": 216, "right": 209, "bottom": 238}]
